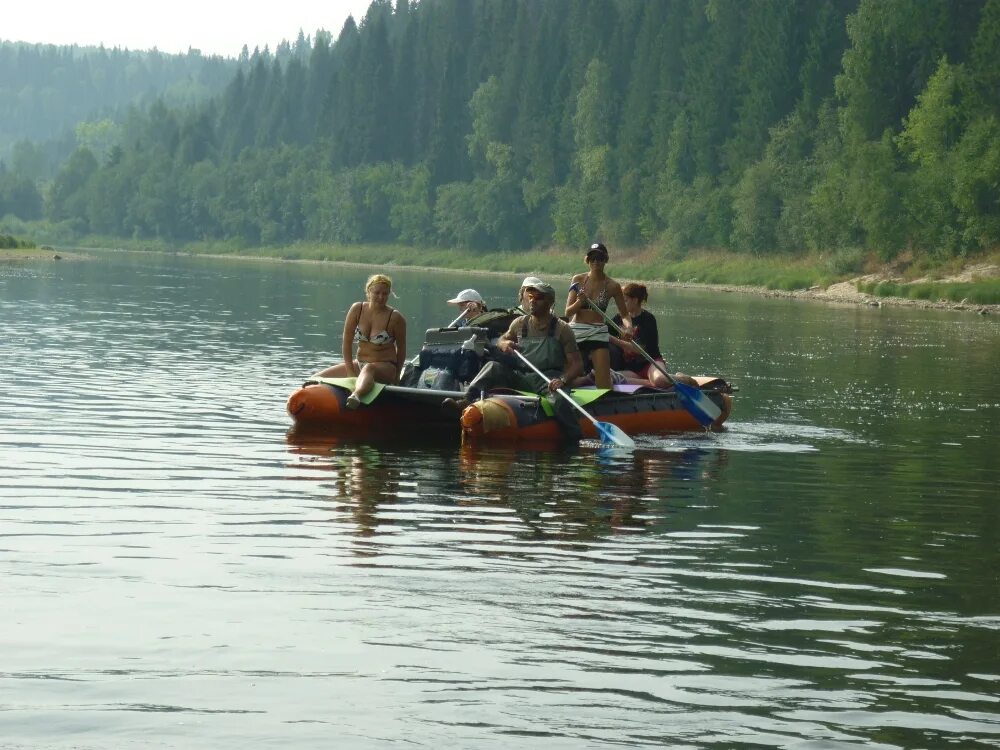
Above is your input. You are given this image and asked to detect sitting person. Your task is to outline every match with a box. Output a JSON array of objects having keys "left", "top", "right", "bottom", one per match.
[
  {"left": 312, "top": 274, "right": 407, "bottom": 409},
  {"left": 610, "top": 282, "right": 697, "bottom": 388},
  {"left": 446, "top": 288, "right": 488, "bottom": 327},
  {"left": 516, "top": 276, "right": 546, "bottom": 313},
  {"left": 445, "top": 277, "right": 583, "bottom": 438}
]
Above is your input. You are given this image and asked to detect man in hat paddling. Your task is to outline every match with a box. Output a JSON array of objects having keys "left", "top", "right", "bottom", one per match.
[{"left": 444, "top": 277, "right": 583, "bottom": 439}]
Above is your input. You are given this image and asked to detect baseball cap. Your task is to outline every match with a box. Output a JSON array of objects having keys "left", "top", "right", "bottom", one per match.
[
  {"left": 586, "top": 242, "right": 609, "bottom": 261},
  {"left": 446, "top": 288, "right": 484, "bottom": 305},
  {"left": 521, "top": 277, "right": 555, "bottom": 298}
]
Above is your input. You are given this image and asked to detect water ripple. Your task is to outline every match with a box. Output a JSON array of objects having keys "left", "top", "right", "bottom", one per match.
[{"left": 2, "top": 254, "right": 998, "bottom": 748}]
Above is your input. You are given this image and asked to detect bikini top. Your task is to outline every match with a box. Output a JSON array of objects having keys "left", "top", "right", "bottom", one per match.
[
  {"left": 354, "top": 303, "right": 396, "bottom": 345},
  {"left": 583, "top": 274, "right": 610, "bottom": 311}
]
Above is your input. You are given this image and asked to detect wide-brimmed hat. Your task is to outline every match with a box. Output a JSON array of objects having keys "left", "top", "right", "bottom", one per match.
[{"left": 446, "top": 288, "right": 484, "bottom": 305}]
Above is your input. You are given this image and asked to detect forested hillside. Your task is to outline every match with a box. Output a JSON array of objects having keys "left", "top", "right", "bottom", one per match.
[
  {"left": 0, "top": 41, "right": 239, "bottom": 173},
  {"left": 3, "top": 0, "right": 999, "bottom": 262}
]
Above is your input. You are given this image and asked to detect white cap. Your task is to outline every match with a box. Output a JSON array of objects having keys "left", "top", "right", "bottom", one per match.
[
  {"left": 446, "top": 288, "right": 484, "bottom": 305},
  {"left": 520, "top": 276, "right": 545, "bottom": 289}
]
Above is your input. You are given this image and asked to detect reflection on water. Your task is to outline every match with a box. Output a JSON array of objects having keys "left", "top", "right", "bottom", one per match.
[
  {"left": 287, "top": 432, "right": 732, "bottom": 542},
  {"left": 2, "top": 251, "right": 998, "bottom": 748}
]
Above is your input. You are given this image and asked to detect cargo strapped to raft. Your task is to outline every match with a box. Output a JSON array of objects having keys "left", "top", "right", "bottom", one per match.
[{"left": 399, "top": 326, "right": 490, "bottom": 390}]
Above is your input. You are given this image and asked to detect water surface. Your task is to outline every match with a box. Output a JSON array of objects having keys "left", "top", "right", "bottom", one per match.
[{"left": 1, "top": 251, "right": 998, "bottom": 748}]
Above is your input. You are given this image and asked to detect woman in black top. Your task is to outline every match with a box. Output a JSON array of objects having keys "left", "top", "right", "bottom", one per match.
[{"left": 610, "top": 283, "right": 686, "bottom": 389}]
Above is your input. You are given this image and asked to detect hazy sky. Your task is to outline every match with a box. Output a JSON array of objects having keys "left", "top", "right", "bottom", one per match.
[{"left": 4, "top": 0, "right": 376, "bottom": 57}]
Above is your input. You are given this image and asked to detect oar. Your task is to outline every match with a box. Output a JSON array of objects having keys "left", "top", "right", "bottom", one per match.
[
  {"left": 512, "top": 349, "right": 635, "bottom": 448},
  {"left": 572, "top": 287, "right": 721, "bottom": 428}
]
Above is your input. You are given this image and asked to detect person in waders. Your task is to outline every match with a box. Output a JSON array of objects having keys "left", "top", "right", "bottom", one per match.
[{"left": 443, "top": 278, "right": 584, "bottom": 441}]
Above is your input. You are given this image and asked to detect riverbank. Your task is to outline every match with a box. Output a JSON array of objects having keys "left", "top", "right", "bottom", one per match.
[
  {"left": 675, "top": 270, "right": 1000, "bottom": 315},
  {"left": 0, "top": 247, "right": 80, "bottom": 262},
  {"left": 6, "top": 241, "right": 998, "bottom": 314},
  {"left": 170, "top": 243, "right": 1000, "bottom": 315}
]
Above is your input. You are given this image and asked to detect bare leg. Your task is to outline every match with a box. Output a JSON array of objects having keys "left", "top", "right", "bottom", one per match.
[
  {"left": 648, "top": 361, "right": 672, "bottom": 389},
  {"left": 312, "top": 361, "right": 357, "bottom": 379},
  {"left": 353, "top": 364, "right": 377, "bottom": 397},
  {"left": 352, "top": 361, "right": 398, "bottom": 397},
  {"left": 590, "top": 348, "right": 612, "bottom": 389}
]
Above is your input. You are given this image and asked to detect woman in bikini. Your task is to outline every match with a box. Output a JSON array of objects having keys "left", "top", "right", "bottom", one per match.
[
  {"left": 565, "top": 243, "right": 631, "bottom": 389},
  {"left": 313, "top": 274, "right": 407, "bottom": 409}
]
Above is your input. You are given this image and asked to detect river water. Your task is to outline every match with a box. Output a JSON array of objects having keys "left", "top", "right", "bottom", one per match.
[{"left": 2, "top": 250, "right": 998, "bottom": 748}]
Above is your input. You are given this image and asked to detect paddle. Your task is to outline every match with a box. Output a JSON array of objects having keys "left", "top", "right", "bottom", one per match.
[
  {"left": 571, "top": 285, "right": 721, "bottom": 428},
  {"left": 511, "top": 349, "right": 635, "bottom": 448}
]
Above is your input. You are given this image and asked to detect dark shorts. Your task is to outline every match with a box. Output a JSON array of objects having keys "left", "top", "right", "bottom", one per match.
[{"left": 577, "top": 340, "right": 609, "bottom": 354}]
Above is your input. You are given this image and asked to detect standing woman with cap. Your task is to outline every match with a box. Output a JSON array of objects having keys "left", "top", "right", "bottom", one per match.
[
  {"left": 565, "top": 243, "right": 631, "bottom": 389},
  {"left": 446, "top": 288, "right": 487, "bottom": 327}
]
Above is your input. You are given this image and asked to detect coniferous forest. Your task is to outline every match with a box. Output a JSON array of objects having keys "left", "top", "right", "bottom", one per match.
[
  {"left": 2, "top": 0, "right": 999, "bottom": 263},
  {"left": 0, "top": 42, "right": 238, "bottom": 171}
]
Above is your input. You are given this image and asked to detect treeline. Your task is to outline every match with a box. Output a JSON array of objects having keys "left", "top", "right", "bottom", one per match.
[
  {"left": 0, "top": 40, "right": 239, "bottom": 173},
  {"left": 4, "top": 0, "right": 1000, "bottom": 260},
  {"left": 0, "top": 233, "right": 35, "bottom": 249}
]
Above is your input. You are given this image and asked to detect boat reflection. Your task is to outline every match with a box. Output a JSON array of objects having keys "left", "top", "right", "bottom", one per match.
[{"left": 284, "top": 429, "right": 730, "bottom": 544}]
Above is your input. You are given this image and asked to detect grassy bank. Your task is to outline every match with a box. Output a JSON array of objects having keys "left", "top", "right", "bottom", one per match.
[
  {"left": 858, "top": 278, "right": 1000, "bottom": 305},
  {"left": 118, "top": 237, "right": 854, "bottom": 290},
  {"left": 178, "top": 241, "right": 1000, "bottom": 303},
  {"left": 9, "top": 221, "right": 999, "bottom": 304},
  {"left": 0, "top": 234, "right": 36, "bottom": 250}
]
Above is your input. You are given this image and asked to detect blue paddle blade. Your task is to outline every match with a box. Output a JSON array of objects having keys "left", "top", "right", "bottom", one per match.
[
  {"left": 675, "top": 382, "right": 722, "bottom": 427},
  {"left": 596, "top": 420, "right": 636, "bottom": 448}
]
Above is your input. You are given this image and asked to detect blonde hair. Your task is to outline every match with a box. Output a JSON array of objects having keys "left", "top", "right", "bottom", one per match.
[{"left": 365, "top": 274, "right": 393, "bottom": 294}]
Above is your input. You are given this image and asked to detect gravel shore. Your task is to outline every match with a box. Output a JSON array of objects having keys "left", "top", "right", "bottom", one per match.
[{"left": 670, "top": 265, "right": 999, "bottom": 316}]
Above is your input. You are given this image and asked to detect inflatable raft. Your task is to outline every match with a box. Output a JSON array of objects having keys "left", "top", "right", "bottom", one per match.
[
  {"left": 288, "top": 323, "right": 491, "bottom": 434},
  {"left": 287, "top": 320, "right": 734, "bottom": 440},
  {"left": 458, "top": 379, "right": 732, "bottom": 442},
  {"left": 286, "top": 377, "right": 732, "bottom": 439},
  {"left": 287, "top": 378, "right": 467, "bottom": 433}
]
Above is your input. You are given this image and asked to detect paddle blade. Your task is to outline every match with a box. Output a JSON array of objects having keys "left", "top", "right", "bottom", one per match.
[
  {"left": 596, "top": 420, "right": 636, "bottom": 448},
  {"left": 675, "top": 382, "right": 722, "bottom": 427}
]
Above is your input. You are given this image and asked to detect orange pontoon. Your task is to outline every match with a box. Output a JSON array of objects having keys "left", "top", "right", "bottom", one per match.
[{"left": 287, "top": 378, "right": 733, "bottom": 441}]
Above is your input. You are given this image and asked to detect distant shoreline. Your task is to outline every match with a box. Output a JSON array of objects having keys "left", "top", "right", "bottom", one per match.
[
  {"left": 5, "top": 245, "right": 996, "bottom": 316},
  {"left": 664, "top": 278, "right": 998, "bottom": 315}
]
